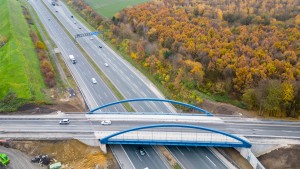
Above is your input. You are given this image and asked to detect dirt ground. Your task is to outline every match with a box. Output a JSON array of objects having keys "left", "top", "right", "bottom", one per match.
[
  {"left": 201, "top": 99, "right": 300, "bottom": 120},
  {"left": 1, "top": 87, "right": 87, "bottom": 115},
  {"left": 258, "top": 145, "right": 300, "bottom": 169},
  {"left": 201, "top": 99, "right": 257, "bottom": 117},
  {"left": 7, "top": 140, "right": 118, "bottom": 169}
]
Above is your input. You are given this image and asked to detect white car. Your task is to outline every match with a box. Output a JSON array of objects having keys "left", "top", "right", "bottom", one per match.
[
  {"left": 104, "top": 63, "right": 109, "bottom": 67},
  {"left": 92, "top": 78, "right": 97, "bottom": 84},
  {"left": 101, "top": 120, "right": 111, "bottom": 125},
  {"left": 59, "top": 119, "right": 70, "bottom": 125},
  {"left": 90, "top": 37, "right": 94, "bottom": 40}
]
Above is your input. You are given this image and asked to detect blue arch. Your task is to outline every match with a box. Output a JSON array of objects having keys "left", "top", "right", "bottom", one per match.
[
  {"left": 89, "top": 98, "right": 213, "bottom": 116},
  {"left": 100, "top": 124, "right": 251, "bottom": 148}
]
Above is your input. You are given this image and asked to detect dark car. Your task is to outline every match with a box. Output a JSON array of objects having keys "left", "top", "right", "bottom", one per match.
[
  {"left": 137, "top": 147, "right": 146, "bottom": 156},
  {"left": 99, "top": 45, "right": 102, "bottom": 48}
]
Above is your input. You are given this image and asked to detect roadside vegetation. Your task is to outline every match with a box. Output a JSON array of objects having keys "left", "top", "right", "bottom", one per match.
[
  {"left": 0, "top": 0, "right": 49, "bottom": 112},
  {"left": 65, "top": 0, "right": 300, "bottom": 118},
  {"left": 22, "top": 6, "right": 56, "bottom": 88}
]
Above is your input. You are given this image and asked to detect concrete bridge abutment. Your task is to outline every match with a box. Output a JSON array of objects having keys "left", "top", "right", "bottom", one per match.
[{"left": 100, "top": 143, "right": 107, "bottom": 154}]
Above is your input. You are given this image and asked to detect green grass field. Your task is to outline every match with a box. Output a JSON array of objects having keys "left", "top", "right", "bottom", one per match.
[
  {"left": 0, "top": 0, "right": 46, "bottom": 104},
  {"left": 84, "top": 0, "right": 149, "bottom": 18}
]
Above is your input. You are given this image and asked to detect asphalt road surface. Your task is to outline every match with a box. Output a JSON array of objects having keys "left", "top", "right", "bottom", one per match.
[
  {"left": 37, "top": 1, "right": 229, "bottom": 168},
  {"left": 28, "top": 0, "right": 171, "bottom": 168},
  {"left": 0, "top": 146, "right": 40, "bottom": 169},
  {"left": 167, "top": 146, "right": 227, "bottom": 169},
  {"left": 1, "top": 116, "right": 299, "bottom": 138}
]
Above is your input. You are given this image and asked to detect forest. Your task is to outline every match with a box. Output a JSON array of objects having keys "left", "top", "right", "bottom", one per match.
[{"left": 67, "top": 0, "right": 300, "bottom": 117}]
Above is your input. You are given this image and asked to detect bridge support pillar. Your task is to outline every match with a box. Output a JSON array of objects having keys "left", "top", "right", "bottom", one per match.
[
  {"left": 99, "top": 143, "right": 107, "bottom": 154},
  {"left": 235, "top": 148, "right": 265, "bottom": 169}
]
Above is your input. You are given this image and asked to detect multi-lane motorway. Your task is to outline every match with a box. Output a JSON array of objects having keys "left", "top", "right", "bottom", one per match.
[
  {"left": 1, "top": 114, "right": 300, "bottom": 169},
  {"left": 25, "top": 0, "right": 230, "bottom": 169},
  {"left": 19, "top": 0, "right": 300, "bottom": 169},
  {"left": 28, "top": 0, "right": 174, "bottom": 168}
]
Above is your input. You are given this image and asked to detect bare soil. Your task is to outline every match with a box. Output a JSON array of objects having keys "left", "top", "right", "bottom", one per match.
[
  {"left": 1, "top": 87, "right": 87, "bottom": 115},
  {"left": 201, "top": 99, "right": 300, "bottom": 121},
  {"left": 8, "top": 140, "right": 118, "bottom": 169},
  {"left": 200, "top": 99, "right": 255, "bottom": 116},
  {"left": 258, "top": 145, "right": 300, "bottom": 169}
]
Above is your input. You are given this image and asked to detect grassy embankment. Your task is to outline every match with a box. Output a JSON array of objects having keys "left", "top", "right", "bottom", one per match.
[
  {"left": 0, "top": 0, "right": 46, "bottom": 111},
  {"left": 84, "top": 0, "right": 149, "bottom": 18}
]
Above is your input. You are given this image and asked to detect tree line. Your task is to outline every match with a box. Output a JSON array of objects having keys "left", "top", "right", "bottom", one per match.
[{"left": 22, "top": 6, "right": 56, "bottom": 88}]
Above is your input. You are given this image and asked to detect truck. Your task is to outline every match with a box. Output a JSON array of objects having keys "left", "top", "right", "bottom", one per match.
[
  {"left": 0, "top": 154, "right": 10, "bottom": 166},
  {"left": 69, "top": 55, "right": 76, "bottom": 64}
]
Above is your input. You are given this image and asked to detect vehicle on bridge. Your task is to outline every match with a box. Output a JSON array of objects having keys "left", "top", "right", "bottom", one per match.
[
  {"left": 59, "top": 119, "right": 70, "bottom": 125},
  {"left": 101, "top": 120, "right": 111, "bottom": 125},
  {"left": 0, "top": 153, "right": 10, "bottom": 166}
]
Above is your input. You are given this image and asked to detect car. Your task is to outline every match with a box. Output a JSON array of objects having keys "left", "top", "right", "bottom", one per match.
[
  {"left": 92, "top": 78, "right": 97, "bottom": 84},
  {"left": 104, "top": 63, "right": 109, "bottom": 67},
  {"left": 137, "top": 147, "right": 146, "bottom": 156},
  {"left": 59, "top": 119, "right": 70, "bottom": 125},
  {"left": 79, "top": 27, "right": 81, "bottom": 29},
  {"left": 99, "top": 45, "right": 102, "bottom": 48},
  {"left": 74, "top": 21, "right": 76, "bottom": 24},
  {"left": 101, "top": 120, "right": 111, "bottom": 125},
  {"left": 90, "top": 37, "right": 94, "bottom": 40},
  {"left": 55, "top": 10, "right": 58, "bottom": 13},
  {"left": 71, "top": 15, "right": 73, "bottom": 18}
]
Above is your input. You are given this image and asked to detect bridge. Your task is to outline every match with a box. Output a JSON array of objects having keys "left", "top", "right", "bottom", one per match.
[
  {"left": 1, "top": 98, "right": 299, "bottom": 169},
  {"left": 89, "top": 98, "right": 248, "bottom": 148}
]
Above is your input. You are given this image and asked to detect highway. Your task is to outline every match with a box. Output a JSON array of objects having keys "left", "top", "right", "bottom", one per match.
[
  {"left": 28, "top": 0, "right": 172, "bottom": 168},
  {"left": 26, "top": 0, "right": 300, "bottom": 168},
  {"left": 0, "top": 114, "right": 300, "bottom": 169},
  {"left": 46, "top": 0, "right": 176, "bottom": 114},
  {"left": 1, "top": 114, "right": 300, "bottom": 169},
  {"left": 167, "top": 146, "right": 227, "bottom": 169},
  {"left": 1, "top": 115, "right": 300, "bottom": 139},
  {"left": 37, "top": 1, "right": 229, "bottom": 168}
]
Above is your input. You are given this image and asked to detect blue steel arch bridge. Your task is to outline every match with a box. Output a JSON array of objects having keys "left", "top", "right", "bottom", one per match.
[{"left": 90, "top": 98, "right": 251, "bottom": 148}]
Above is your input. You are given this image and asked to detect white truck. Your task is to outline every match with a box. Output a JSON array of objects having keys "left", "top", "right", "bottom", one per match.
[{"left": 69, "top": 55, "right": 76, "bottom": 64}]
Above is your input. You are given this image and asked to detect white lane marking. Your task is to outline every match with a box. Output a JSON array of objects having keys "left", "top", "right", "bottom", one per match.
[
  {"left": 120, "top": 145, "right": 136, "bottom": 169},
  {"left": 206, "top": 156, "right": 216, "bottom": 166},
  {"left": 186, "top": 147, "right": 191, "bottom": 151},
  {"left": 145, "top": 149, "right": 150, "bottom": 158},
  {"left": 135, "top": 150, "right": 143, "bottom": 161},
  {"left": 176, "top": 146, "right": 184, "bottom": 156}
]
